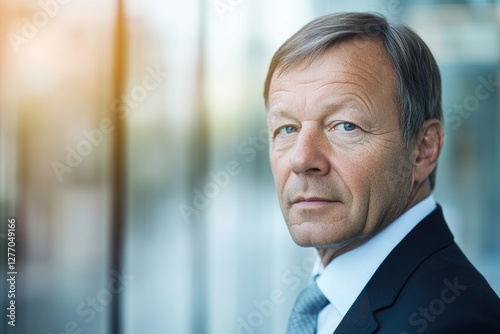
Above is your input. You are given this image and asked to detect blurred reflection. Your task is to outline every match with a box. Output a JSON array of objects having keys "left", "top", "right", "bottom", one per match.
[{"left": 0, "top": 1, "right": 498, "bottom": 333}]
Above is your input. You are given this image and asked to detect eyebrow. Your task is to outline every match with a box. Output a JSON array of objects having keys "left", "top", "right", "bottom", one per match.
[
  {"left": 268, "top": 98, "right": 362, "bottom": 118},
  {"left": 267, "top": 108, "right": 292, "bottom": 118}
]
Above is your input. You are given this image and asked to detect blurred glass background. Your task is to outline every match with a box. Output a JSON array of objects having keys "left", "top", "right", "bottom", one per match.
[{"left": 0, "top": 0, "right": 499, "bottom": 333}]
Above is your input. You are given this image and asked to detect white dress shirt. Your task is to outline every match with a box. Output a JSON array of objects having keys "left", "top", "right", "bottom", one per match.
[{"left": 312, "top": 195, "right": 437, "bottom": 334}]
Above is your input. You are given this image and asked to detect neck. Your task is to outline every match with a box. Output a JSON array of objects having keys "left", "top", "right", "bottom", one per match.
[{"left": 317, "top": 180, "right": 432, "bottom": 267}]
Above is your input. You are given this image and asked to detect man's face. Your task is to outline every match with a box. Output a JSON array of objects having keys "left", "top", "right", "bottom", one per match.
[{"left": 267, "top": 39, "right": 415, "bottom": 251}]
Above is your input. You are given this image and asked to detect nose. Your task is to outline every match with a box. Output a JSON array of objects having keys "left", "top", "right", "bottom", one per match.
[{"left": 289, "top": 125, "right": 330, "bottom": 175}]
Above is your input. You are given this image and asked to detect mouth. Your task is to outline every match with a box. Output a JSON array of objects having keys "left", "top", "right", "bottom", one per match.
[{"left": 291, "top": 196, "right": 339, "bottom": 208}]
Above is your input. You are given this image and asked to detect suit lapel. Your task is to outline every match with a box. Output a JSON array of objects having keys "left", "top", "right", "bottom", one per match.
[
  {"left": 333, "top": 206, "right": 454, "bottom": 334},
  {"left": 332, "top": 290, "right": 378, "bottom": 334}
]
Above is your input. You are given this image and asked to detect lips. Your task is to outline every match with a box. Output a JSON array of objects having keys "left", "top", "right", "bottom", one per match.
[
  {"left": 292, "top": 196, "right": 335, "bottom": 204},
  {"left": 290, "top": 196, "right": 339, "bottom": 209}
]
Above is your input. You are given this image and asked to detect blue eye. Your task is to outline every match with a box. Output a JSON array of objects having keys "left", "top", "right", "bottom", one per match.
[
  {"left": 337, "top": 122, "right": 357, "bottom": 131},
  {"left": 278, "top": 125, "right": 298, "bottom": 135}
]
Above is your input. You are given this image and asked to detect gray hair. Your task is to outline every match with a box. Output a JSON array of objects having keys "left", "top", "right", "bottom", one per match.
[{"left": 263, "top": 12, "right": 442, "bottom": 189}]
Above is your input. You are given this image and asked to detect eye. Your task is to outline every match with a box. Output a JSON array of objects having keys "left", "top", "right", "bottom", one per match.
[
  {"left": 278, "top": 125, "right": 298, "bottom": 135},
  {"left": 335, "top": 122, "right": 357, "bottom": 132}
]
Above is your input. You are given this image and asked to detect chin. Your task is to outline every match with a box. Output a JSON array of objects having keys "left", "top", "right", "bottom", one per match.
[{"left": 288, "top": 220, "right": 350, "bottom": 248}]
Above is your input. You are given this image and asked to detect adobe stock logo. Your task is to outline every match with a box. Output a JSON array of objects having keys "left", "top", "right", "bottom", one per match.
[
  {"left": 224, "top": 256, "right": 315, "bottom": 334},
  {"left": 445, "top": 74, "right": 500, "bottom": 130},
  {"left": 400, "top": 276, "right": 467, "bottom": 334},
  {"left": 178, "top": 128, "right": 268, "bottom": 223},
  {"left": 213, "top": 0, "right": 244, "bottom": 21},
  {"left": 8, "top": 0, "right": 72, "bottom": 54},
  {"left": 51, "top": 65, "right": 167, "bottom": 182},
  {"left": 47, "top": 268, "right": 134, "bottom": 334}
]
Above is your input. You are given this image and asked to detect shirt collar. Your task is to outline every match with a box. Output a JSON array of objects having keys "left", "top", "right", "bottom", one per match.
[{"left": 313, "top": 195, "right": 437, "bottom": 316}]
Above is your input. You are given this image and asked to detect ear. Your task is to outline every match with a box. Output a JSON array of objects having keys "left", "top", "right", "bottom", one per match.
[{"left": 412, "top": 119, "right": 444, "bottom": 184}]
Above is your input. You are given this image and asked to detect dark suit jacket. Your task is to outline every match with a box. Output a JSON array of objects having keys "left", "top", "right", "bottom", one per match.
[{"left": 334, "top": 205, "right": 500, "bottom": 333}]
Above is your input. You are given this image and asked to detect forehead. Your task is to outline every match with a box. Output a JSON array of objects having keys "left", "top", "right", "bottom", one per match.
[{"left": 268, "top": 38, "right": 397, "bottom": 111}]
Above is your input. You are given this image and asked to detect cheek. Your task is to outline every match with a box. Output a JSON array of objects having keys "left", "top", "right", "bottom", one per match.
[
  {"left": 352, "top": 149, "right": 412, "bottom": 208},
  {"left": 270, "top": 153, "right": 289, "bottom": 191},
  {"left": 335, "top": 149, "right": 396, "bottom": 201},
  {"left": 333, "top": 151, "right": 373, "bottom": 187}
]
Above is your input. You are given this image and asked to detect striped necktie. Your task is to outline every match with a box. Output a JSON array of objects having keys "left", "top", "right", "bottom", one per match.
[{"left": 286, "top": 281, "right": 330, "bottom": 334}]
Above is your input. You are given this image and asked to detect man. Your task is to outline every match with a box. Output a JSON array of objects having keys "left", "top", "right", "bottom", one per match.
[{"left": 264, "top": 12, "right": 500, "bottom": 334}]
